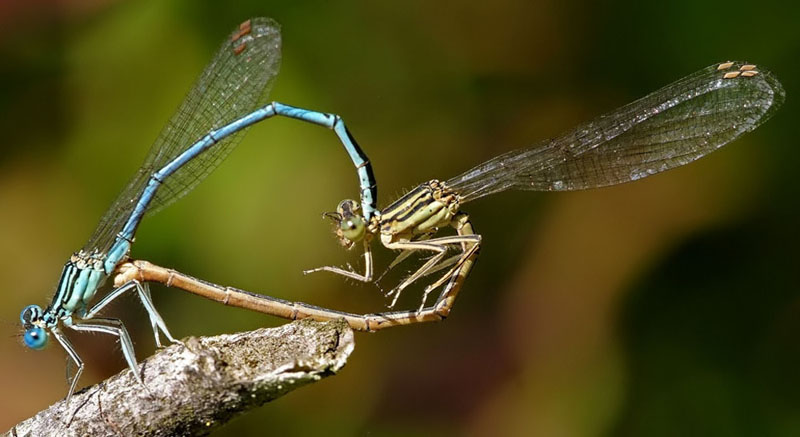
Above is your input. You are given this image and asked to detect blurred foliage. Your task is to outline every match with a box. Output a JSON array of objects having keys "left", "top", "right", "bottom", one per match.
[{"left": 0, "top": 0, "right": 798, "bottom": 436}]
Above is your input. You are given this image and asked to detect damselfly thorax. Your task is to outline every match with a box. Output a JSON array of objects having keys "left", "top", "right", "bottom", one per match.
[{"left": 378, "top": 180, "right": 460, "bottom": 241}]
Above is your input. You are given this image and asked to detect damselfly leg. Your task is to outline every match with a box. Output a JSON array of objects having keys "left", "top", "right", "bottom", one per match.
[
  {"left": 303, "top": 240, "right": 374, "bottom": 282},
  {"left": 383, "top": 231, "right": 481, "bottom": 310},
  {"left": 49, "top": 328, "right": 83, "bottom": 405},
  {"left": 83, "top": 280, "right": 179, "bottom": 348}
]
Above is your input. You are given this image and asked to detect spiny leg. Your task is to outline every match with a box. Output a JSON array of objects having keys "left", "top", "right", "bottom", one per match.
[
  {"left": 384, "top": 233, "right": 480, "bottom": 309},
  {"left": 50, "top": 327, "right": 84, "bottom": 404},
  {"left": 419, "top": 252, "right": 464, "bottom": 278},
  {"left": 82, "top": 280, "right": 137, "bottom": 317},
  {"left": 84, "top": 280, "right": 178, "bottom": 347},
  {"left": 383, "top": 240, "right": 447, "bottom": 308},
  {"left": 415, "top": 222, "right": 481, "bottom": 283},
  {"left": 374, "top": 231, "right": 436, "bottom": 284},
  {"left": 138, "top": 282, "right": 180, "bottom": 347},
  {"left": 303, "top": 239, "right": 373, "bottom": 282},
  {"left": 347, "top": 214, "right": 479, "bottom": 327},
  {"left": 421, "top": 238, "right": 480, "bottom": 308},
  {"left": 67, "top": 318, "right": 144, "bottom": 387},
  {"left": 430, "top": 213, "right": 480, "bottom": 316},
  {"left": 420, "top": 213, "right": 481, "bottom": 298},
  {"left": 138, "top": 283, "right": 162, "bottom": 347}
]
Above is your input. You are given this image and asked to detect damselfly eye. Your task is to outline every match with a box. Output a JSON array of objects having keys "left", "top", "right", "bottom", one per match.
[
  {"left": 336, "top": 199, "right": 361, "bottom": 217},
  {"left": 23, "top": 326, "right": 48, "bottom": 350},
  {"left": 20, "top": 304, "right": 42, "bottom": 326},
  {"left": 340, "top": 216, "right": 366, "bottom": 242}
]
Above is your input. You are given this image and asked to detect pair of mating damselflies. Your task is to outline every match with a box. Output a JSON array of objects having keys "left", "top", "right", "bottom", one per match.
[{"left": 18, "top": 17, "right": 784, "bottom": 402}]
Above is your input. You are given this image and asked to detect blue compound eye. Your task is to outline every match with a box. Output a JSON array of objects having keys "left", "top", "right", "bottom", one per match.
[
  {"left": 20, "top": 304, "right": 42, "bottom": 326},
  {"left": 23, "top": 326, "right": 48, "bottom": 350}
]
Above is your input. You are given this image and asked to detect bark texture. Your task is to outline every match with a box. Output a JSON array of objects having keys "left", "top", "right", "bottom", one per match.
[{"left": 6, "top": 319, "right": 354, "bottom": 436}]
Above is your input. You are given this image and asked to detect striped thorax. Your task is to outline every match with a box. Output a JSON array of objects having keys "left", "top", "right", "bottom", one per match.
[
  {"left": 20, "top": 250, "right": 108, "bottom": 350},
  {"left": 325, "top": 180, "right": 460, "bottom": 248},
  {"left": 378, "top": 180, "right": 460, "bottom": 244}
]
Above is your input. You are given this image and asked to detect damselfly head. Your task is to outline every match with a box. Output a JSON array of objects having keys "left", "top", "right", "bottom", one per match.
[
  {"left": 337, "top": 199, "right": 366, "bottom": 243},
  {"left": 20, "top": 305, "right": 48, "bottom": 350},
  {"left": 323, "top": 199, "right": 366, "bottom": 248}
]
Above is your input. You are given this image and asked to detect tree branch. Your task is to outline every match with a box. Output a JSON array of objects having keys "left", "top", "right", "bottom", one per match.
[{"left": 6, "top": 319, "right": 354, "bottom": 437}]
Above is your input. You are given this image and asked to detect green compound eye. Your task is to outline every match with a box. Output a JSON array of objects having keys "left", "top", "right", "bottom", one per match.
[{"left": 340, "top": 216, "right": 366, "bottom": 242}]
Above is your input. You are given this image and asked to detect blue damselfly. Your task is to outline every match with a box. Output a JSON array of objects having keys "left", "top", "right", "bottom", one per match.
[{"left": 19, "top": 17, "right": 378, "bottom": 402}]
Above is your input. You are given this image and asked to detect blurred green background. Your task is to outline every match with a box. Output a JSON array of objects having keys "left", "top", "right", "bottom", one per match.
[{"left": 1, "top": 0, "right": 798, "bottom": 435}]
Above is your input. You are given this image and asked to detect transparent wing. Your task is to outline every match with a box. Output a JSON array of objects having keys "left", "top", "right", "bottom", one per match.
[
  {"left": 85, "top": 18, "right": 281, "bottom": 253},
  {"left": 447, "top": 61, "right": 784, "bottom": 203}
]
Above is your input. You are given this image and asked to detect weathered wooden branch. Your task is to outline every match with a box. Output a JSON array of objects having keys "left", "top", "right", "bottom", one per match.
[{"left": 6, "top": 319, "right": 354, "bottom": 437}]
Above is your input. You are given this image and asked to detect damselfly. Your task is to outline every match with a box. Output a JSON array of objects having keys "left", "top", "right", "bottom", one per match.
[
  {"left": 115, "top": 61, "right": 783, "bottom": 332},
  {"left": 19, "top": 17, "right": 377, "bottom": 402}
]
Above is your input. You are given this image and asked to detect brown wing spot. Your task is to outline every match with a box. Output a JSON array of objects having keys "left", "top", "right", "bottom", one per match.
[
  {"left": 233, "top": 42, "right": 247, "bottom": 55},
  {"left": 723, "top": 71, "right": 741, "bottom": 79},
  {"left": 231, "top": 19, "right": 253, "bottom": 42},
  {"left": 740, "top": 64, "right": 756, "bottom": 71},
  {"left": 717, "top": 62, "right": 735, "bottom": 70},
  {"left": 740, "top": 70, "right": 759, "bottom": 77}
]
